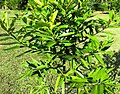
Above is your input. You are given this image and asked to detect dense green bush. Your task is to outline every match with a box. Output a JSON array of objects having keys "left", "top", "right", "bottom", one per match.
[{"left": 0, "top": 0, "right": 120, "bottom": 93}]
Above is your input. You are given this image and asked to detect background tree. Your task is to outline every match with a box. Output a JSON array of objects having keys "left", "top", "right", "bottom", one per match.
[{"left": 18, "top": 0, "right": 28, "bottom": 10}]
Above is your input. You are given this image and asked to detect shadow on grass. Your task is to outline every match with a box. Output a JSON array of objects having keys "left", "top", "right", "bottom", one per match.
[{"left": 104, "top": 50, "right": 120, "bottom": 82}]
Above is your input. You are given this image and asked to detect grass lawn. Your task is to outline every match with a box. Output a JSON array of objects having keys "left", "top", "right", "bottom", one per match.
[
  {"left": 0, "top": 10, "right": 120, "bottom": 93},
  {"left": 0, "top": 9, "right": 40, "bottom": 93},
  {"left": 93, "top": 11, "right": 120, "bottom": 52}
]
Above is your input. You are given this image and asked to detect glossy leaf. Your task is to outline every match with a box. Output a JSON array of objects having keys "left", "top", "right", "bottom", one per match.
[
  {"left": 56, "top": 25, "right": 68, "bottom": 32},
  {"left": 50, "top": 10, "right": 58, "bottom": 23}
]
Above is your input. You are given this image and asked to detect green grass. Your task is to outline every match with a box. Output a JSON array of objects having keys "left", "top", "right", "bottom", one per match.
[
  {"left": 0, "top": 10, "right": 120, "bottom": 93},
  {"left": 0, "top": 33, "right": 40, "bottom": 93},
  {"left": 93, "top": 11, "right": 120, "bottom": 51},
  {"left": 0, "top": 9, "right": 40, "bottom": 93}
]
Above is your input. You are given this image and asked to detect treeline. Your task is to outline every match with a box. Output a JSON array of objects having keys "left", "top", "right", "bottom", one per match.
[
  {"left": 0, "top": 0, "right": 28, "bottom": 10},
  {"left": 0, "top": 0, "right": 120, "bottom": 11},
  {"left": 91, "top": 0, "right": 120, "bottom": 11}
]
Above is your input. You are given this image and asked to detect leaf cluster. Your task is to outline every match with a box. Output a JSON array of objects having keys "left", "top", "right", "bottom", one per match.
[{"left": 0, "top": 0, "right": 119, "bottom": 93}]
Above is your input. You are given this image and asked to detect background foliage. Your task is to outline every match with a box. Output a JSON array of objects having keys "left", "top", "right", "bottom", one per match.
[
  {"left": 90, "top": 0, "right": 120, "bottom": 11},
  {"left": 0, "top": 0, "right": 28, "bottom": 10}
]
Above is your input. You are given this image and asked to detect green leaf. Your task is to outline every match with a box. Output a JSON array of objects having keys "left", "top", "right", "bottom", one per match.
[
  {"left": 25, "top": 26, "right": 34, "bottom": 31},
  {"left": 99, "top": 68, "right": 109, "bottom": 81},
  {"left": 22, "top": 17, "right": 27, "bottom": 24},
  {"left": 36, "top": 33, "right": 52, "bottom": 39},
  {"left": 88, "top": 67, "right": 101, "bottom": 80},
  {"left": 55, "top": 25, "right": 68, "bottom": 33},
  {"left": 67, "top": 76, "right": 88, "bottom": 83},
  {"left": 87, "top": 55, "right": 92, "bottom": 64},
  {"left": 26, "top": 61, "right": 37, "bottom": 68},
  {"left": 21, "top": 62, "right": 29, "bottom": 68},
  {"left": 18, "top": 70, "right": 33, "bottom": 81},
  {"left": 55, "top": 74, "right": 61, "bottom": 93},
  {"left": 58, "top": 32, "right": 74, "bottom": 38},
  {"left": 3, "top": 12, "right": 9, "bottom": 30},
  {"left": 104, "top": 51, "right": 114, "bottom": 55},
  {"left": 92, "top": 85, "right": 98, "bottom": 94},
  {"left": 63, "top": 42, "right": 72, "bottom": 46},
  {"left": 61, "top": 0, "right": 64, "bottom": 4},
  {"left": 112, "top": 83, "right": 120, "bottom": 87},
  {"left": 109, "top": 10, "right": 115, "bottom": 20},
  {"left": 46, "top": 41, "right": 56, "bottom": 47},
  {"left": 106, "top": 82, "right": 120, "bottom": 87},
  {"left": 85, "top": 34, "right": 99, "bottom": 43},
  {"left": 106, "top": 68, "right": 114, "bottom": 73},
  {"left": 65, "top": 69, "right": 74, "bottom": 76},
  {"left": 0, "top": 20, "right": 7, "bottom": 31},
  {"left": 61, "top": 78, "right": 65, "bottom": 94},
  {"left": 80, "top": 58, "right": 89, "bottom": 69},
  {"left": 9, "top": 17, "right": 16, "bottom": 29},
  {"left": 46, "top": 88, "right": 50, "bottom": 94},
  {"left": 35, "top": 21, "right": 50, "bottom": 27},
  {"left": 98, "top": 84, "right": 104, "bottom": 94},
  {"left": 105, "top": 87, "right": 114, "bottom": 94},
  {"left": 76, "top": 17, "right": 84, "bottom": 23},
  {"left": 37, "top": 65, "right": 46, "bottom": 70},
  {"left": 94, "top": 53, "right": 104, "bottom": 65},
  {"left": 58, "top": 25, "right": 68, "bottom": 29},
  {"left": 50, "top": 10, "right": 58, "bottom": 23},
  {"left": 92, "top": 84, "right": 105, "bottom": 94}
]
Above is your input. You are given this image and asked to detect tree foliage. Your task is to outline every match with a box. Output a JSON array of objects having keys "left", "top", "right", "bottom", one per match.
[{"left": 0, "top": 0, "right": 120, "bottom": 93}]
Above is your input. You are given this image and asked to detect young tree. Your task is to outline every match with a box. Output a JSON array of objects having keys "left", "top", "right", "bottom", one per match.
[{"left": 0, "top": 0, "right": 120, "bottom": 93}]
